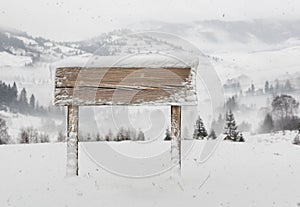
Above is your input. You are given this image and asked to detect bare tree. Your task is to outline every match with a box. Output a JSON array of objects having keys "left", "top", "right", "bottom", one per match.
[{"left": 271, "top": 95, "right": 299, "bottom": 120}]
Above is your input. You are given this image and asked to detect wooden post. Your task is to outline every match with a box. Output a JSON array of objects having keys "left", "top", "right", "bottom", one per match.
[
  {"left": 66, "top": 105, "right": 79, "bottom": 176},
  {"left": 171, "top": 105, "right": 181, "bottom": 175}
]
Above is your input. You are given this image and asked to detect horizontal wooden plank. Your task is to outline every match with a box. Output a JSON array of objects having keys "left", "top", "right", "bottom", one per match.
[
  {"left": 55, "top": 67, "right": 192, "bottom": 89},
  {"left": 54, "top": 87, "right": 186, "bottom": 106},
  {"left": 54, "top": 67, "right": 196, "bottom": 106}
]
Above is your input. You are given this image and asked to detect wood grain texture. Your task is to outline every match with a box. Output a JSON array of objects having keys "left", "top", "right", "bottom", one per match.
[
  {"left": 171, "top": 105, "right": 181, "bottom": 174},
  {"left": 66, "top": 105, "right": 79, "bottom": 176},
  {"left": 54, "top": 67, "right": 193, "bottom": 106}
]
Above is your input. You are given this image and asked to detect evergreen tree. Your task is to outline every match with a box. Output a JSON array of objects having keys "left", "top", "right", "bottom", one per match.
[
  {"left": 105, "top": 129, "right": 113, "bottom": 141},
  {"left": 57, "top": 130, "right": 66, "bottom": 142},
  {"left": 259, "top": 113, "right": 274, "bottom": 133},
  {"left": 193, "top": 116, "right": 208, "bottom": 139},
  {"left": 182, "top": 126, "right": 189, "bottom": 140},
  {"left": 211, "top": 115, "right": 223, "bottom": 136},
  {"left": 11, "top": 82, "right": 18, "bottom": 102},
  {"left": 293, "top": 123, "right": 300, "bottom": 145},
  {"left": 0, "top": 118, "right": 10, "bottom": 144},
  {"left": 251, "top": 83, "right": 255, "bottom": 93},
  {"left": 236, "top": 132, "right": 245, "bottom": 142},
  {"left": 137, "top": 130, "right": 145, "bottom": 141},
  {"left": 225, "top": 96, "right": 238, "bottom": 111},
  {"left": 275, "top": 79, "right": 280, "bottom": 93},
  {"left": 86, "top": 133, "right": 92, "bottom": 142},
  {"left": 264, "top": 81, "right": 269, "bottom": 93},
  {"left": 124, "top": 128, "right": 131, "bottom": 141},
  {"left": 293, "top": 134, "right": 300, "bottom": 145},
  {"left": 19, "top": 88, "right": 28, "bottom": 104},
  {"left": 116, "top": 127, "right": 126, "bottom": 141},
  {"left": 269, "top": 84, "right": 274, "bottom": 94},
  {"left": 29, "top": 94, "right": 35, "bottom": 109},
  {"left": 224, "top": 110, "right": 238, "bottom": 141},
  {"left": 284, "top": 80, "right": 292, "bottom": 92},
  {"left": 96, "top": 133, "right": 101, "bottom": 141},
  {"left": 39, "top": 133, "right": 50, "bottom": 143},
  {"left": 20, "top": 128, "right": 29, "bottom": 144},
  {"left": 208, "top": 129, "right": 217, "bottom": 140},
  {"left": 19, "top": 88, "right": 28, "bottom": 113},
  {"left": 164, "top": 127, "right": 171, "bottom": 141}
]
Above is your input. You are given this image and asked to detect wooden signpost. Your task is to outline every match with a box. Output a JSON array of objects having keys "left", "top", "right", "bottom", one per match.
[{"left": 54, "top": 66, "right": 195, "bottom": 176}]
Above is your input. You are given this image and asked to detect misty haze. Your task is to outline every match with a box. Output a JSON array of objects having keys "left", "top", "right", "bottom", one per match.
[{"left": 0, "top": 0, "right": 300, "bottom": 207}]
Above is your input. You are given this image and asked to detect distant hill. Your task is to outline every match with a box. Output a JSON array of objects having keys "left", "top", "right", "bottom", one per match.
[{"left": 1, "top": 19, "right": 300, "bottom": 67}]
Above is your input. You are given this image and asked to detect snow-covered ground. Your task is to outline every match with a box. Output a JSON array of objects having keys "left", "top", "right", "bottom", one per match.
[
  {"left": 1, "top": 132, "right": 300, "bottom": 207},
  {"left": 0, "top": 52, "right": 32, "bottom": 68}
]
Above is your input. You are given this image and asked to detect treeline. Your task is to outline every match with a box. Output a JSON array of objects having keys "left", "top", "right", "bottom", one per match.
[
  {"left": 0, "top": 121, "right": 51, "bottom": 144},
  {"left": 162, "top": 93, "right": 300, "bottom": 143},
  {"left": 0, "top": 119, "right": 147, "bottom": 144},
  {"left": 164, "top": 110, "right": 245, "bottom": 142},
  {"left": 56, "top": 127, "right": 146, "bottom": 143},
  {"left": 245, "top": 79, "right": 295, "bottom": 96},
  {"left": 222, "top": 93, "right": 300, "bottom": 134},
  {"left": 0, "top": 80, "right": 63, "bottom": 116},
  {"left": 259, "top": 94, "right": 300, "bottom": 133},
  {"left": 223, "top": 77, "right": 297, "bottom": 97},
  {"left": 84, "top": 127, "right": 145, "bottom": 142}
]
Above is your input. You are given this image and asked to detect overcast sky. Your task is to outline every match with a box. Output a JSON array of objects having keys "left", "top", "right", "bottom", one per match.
[{"left": 0, "top": 0, "right": 299, "bottom": 41}]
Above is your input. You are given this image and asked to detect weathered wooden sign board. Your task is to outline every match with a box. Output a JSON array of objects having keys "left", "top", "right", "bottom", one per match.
[
  {"left": 55, "top": 67, "right": 192, "bottom": 105},
  {"left": 54, "top": 64, "right": 196, "bottom": 176}
]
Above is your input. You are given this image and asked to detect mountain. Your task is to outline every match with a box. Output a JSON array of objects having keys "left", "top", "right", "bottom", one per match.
[
  {"left": 2, "top": 19, "right": 300, "bottom": 67},
  {"left": 129, "top": 19, "right": 300, "bottom": 53},
  {"left": 0, "top": 27, "right": 86, "bottom": 67}
]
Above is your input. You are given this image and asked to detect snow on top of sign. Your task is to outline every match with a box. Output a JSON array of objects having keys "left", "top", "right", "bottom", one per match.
[
  {"left": 52, "top": 52, "right": 202, "bottom": 105},
  {"left": 51, "top": 52, "right": 199, "bottom": 69}
]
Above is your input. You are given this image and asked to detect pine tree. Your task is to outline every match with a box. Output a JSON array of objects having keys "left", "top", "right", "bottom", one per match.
[
  {"left": 164, "top": 127, "right": 171, "bottom": 141},
  {"left": 19, "top": 128, "right": 29, "bottom": 143},
  {"left": 116, "top": 127, "right": 126, "bottom": 141},
  {"left": 236, "top": 132, "right": 245, "bottom": 142},
  {"left": 29, "top": 94, "right": 35, "bottom": 109},
  {"left": 105, "top": 129, "right": 113, "bottom": 141},
  {"left": 19, "top": 88, "right": 28, "bottom": 113},
  {"left": 224, "top": 110, "right": 238, "bottom": 141},
  {"left": 264, "top": 81, "right": 269, "bottom": 93},
  {"left": 251, "top": 83, "right": 255, "bottom": 94},
  {"left": 293, "top": 123, "right": 300, "bottom": 145},
  {"left": 86, "top": 133, "right": 92, "bottom": 142},
  {"left": 275, "top": 79, "right": 280, "bottom": 93},
  {"left": 208, "top": 129, "right": 217, "bottom": 140},
  {"left": 260, "top": 113, "right": 274, "bottom": 133},
  {"left": 0, "top": 118, "right": 10, "bottom": 144},
  {"left": 96, "top": 133, "right": 101, "bottom": 141},
  {"left": 293, "top": 134, "right": 300, "bottom": 145},
  {"left": 39, "top": 133, "right": 50, "bottom": 143},
  {"left": 19, "top": 88, "right": 28, "bottom": 104},
  {"left": 57, "top": 130, "right": 66, "bottom": 142},
  {"left": 284, "top": 80, "right": 292, "bottom": 92},
  {"left": 137, "top": 130, "right": 145, "bottom": 141},
  {"left": 193, "top": 116, "right": 208, "bottom": 139},
  {"left": 12, "top": 82, "right": 18, "bottom": 102},
  {"left": 182, "top": 126, "right": 189, "bottom": 140}
]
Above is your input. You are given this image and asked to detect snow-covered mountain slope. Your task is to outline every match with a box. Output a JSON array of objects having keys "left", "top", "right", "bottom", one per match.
[
  {"left": 0, "top": 27, "right": 87, "bottom": 65},
  {"left": 0, "top": 110, "right": 64, "bottom": 143},
  {"left": 0, "top": 134, "right": 299, "bottom": 207},
  {"left": 1, "top": 19, "right": 300, "bottom": 136},
  {"left": 212, "top": 44, "right": 300, "bottom": 87},
  {"left": 130, "top": 19, "right": 300, "bottom": 53},
  {"left": 0, "top": 51, "right": 32, "bottom": 67}
]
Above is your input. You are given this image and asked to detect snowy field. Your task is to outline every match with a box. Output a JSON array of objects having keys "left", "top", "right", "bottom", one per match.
[{"left": 1, "top": 133, "right": 300, "bottom": 207}]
